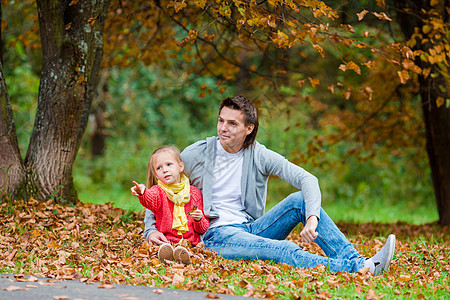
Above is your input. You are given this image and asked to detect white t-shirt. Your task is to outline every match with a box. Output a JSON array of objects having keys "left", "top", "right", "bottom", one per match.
[{"left": 209, "top": 140, "right": 249, "bottom": 228}]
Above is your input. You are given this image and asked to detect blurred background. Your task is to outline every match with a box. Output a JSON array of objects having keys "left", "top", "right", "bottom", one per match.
[
  {"left": 3, "top": 1, "right": 439, "bottom": 225},
  {"left": 8, "top": 58, "right": 436, "bottom": 224}
]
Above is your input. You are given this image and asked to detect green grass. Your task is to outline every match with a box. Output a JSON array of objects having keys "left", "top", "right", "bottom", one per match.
[
  {"left": 77, "top": 187, "right": 143, "bottom": 212},
  {"left": 323, "top": 197, "right": 438, "bottom": 224}
]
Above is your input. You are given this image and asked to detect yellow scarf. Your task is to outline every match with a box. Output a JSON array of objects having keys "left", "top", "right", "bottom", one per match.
[{"left": 158, "top": 174, "right": 190, "bottom": 236}]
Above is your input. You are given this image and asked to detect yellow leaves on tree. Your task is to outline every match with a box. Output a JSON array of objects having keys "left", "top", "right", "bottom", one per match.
[
  {"left": 372, "top": 11, "right": 392, "bottom": 22},
  {"left": 308, "top": 77, "right": 320, "bottom": 88},
  {"left": 101, "top": 0, "right": 435, "bottom": 98},
  {"left": 202, "top": 32, "right": 215, "bottom": 43},
  {"left": 340, "top": 24, "right": 355, "bottom": 33},
  {"left": 178, "top": 30, "right": 198, "bottom": 48},
  {"left": 402, "top": 59, "right": 422, "bottom": 74},
  {"left": 362, "top": 86, "right": 373, "bottom": 101},
  {"left": 313, "top": 44, "right": 325, "bottom": 58},
  {"left": 268, "top": 0, "right": 281, "bottom": 7},
  {"left": 339, "top": 61, "right": 361, "bottom": 75},
  {"left": 376, "top": 0, "right": 386, "bottom": 9},
  {"left": 436, "top": 97, "right": 445, "bottom": 108},
  {"left": 356, "top": 9, "right": 391, "bottom": 22},
  {"left": 271, "top": 30, "right": 294, "bottom": 49},
  {"left": 198, "top": 83, "right": 212, "bottom": 98},
  {"left": 357, "top": 10, "right": 369, "bottom": 21},
  {"left": 168, "top": 0, "right": 187, "bottom": 13},
  {"left": 319, "top": 54, "right": 427, "bottom": 159},
  {"left": 193, "top": 0, "right": 207, "bottom": 9}
]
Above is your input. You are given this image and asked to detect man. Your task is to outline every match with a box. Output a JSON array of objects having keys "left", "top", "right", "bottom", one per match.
[{"left": 144, "top": 96, "right": 395, "bottom": 274}]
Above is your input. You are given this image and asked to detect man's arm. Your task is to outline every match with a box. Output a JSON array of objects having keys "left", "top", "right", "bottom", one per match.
[
  {"left": 257, "top": 144, "right": 321, "bottom": 242},
  {"left": 143, "top": 209, "right": 168, "bottom": 245},
  {"left": 258, "top": 144, "right": 322, "bottom": 220}
]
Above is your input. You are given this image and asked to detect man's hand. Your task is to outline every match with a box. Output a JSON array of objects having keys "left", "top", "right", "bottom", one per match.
[
  {"left": 189, "top": 209, "right": 203, "bottom": 222},
  {"left": 301, "top": 215, "right": 319, "bottom": 243},
  {"left": 147, "top": 231, "right": 168, "bottom": 245},
  {"left": 131, "top": 181, "right": 146, "bottom": 196}
]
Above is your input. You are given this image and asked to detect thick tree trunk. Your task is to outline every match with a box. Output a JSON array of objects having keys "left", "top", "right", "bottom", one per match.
[
  {"left": 91, "top": 70, "right": 109, "bottom": 158},
  {"left": 0, "top": 62, "right": 26, "bottom": 199},
  {"left": 394, "top": 0, "right": 450, "bottom": 225},
  {"left": 420, "top": 77, "right": 450, "bottom": 225},
  {"left": 19, "top": 0, "right": 109, "bottom": 203},
  {"left": 0, "top": 2, "right": 25, "bottom": 199}
]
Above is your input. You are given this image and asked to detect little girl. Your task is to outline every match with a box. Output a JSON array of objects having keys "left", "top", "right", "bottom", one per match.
[{"left": 131, "top": 145, "right": 209, "bottom": 264}]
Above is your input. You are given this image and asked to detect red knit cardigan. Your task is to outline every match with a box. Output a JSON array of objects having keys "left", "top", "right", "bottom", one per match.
[{"left": 138, "top": 185, "right": 209, "bottom": 245}]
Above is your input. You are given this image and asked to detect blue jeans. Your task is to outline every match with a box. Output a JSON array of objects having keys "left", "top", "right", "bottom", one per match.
[{"left": 203, "top": 191, "right": 365, "bottom": 272}]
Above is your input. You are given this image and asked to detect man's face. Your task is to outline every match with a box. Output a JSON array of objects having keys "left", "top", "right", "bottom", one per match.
[{"left": 217, "top": 107, "right": 254, "bottom": 153}]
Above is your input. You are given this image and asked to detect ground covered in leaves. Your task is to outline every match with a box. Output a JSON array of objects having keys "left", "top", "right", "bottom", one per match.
[{"left": 1, "top": 199, "right": 449, "bottom": 299}]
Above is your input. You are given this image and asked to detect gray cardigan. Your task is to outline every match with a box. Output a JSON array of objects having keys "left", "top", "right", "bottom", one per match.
[{"left": 144, "top": 136, "right": 321, "bottom": 240}]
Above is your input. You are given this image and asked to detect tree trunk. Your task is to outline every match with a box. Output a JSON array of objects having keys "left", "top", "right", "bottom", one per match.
[
  {"left": 421, "top": 77, "right": 450, "bottom": 225},
  {"left": 0, "top": 2, "right": 25, "bottom": 200},
  {"left": 18, "top": 0, "right": 109, "bottom": 203},
  {"left": 91, "top": 70, "right": 109, "bottom": 158},
  {"left": 394, "top": 0, "right": 450, "bottom": 225},
  {"left": 0, "top": 62, "right": 26, "bottom": 200}
]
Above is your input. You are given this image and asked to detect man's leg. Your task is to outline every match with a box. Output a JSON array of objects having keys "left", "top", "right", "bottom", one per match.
[
  {"left": 249, "top": 191, "right": 362, "bottom": 261},
  {"left": 204, "top": 192, "right": 395, "bottom": 273},
  {"left": 203, "top": 223, "right": 364, "bottom": 272}
]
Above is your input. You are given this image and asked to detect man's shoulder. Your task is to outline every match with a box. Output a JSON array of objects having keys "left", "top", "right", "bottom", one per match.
[
  {"left": 181, "top": 137, "right": 216, "bottom": 158},
  {"left": 252, "top": 140, "right": 272, "bottom": 155},
  {"left": 183, "top": 139, "right": 207, "bottom": 151},
  {"left": 251, "top": 140, "right": 285, "bottom": 163}
]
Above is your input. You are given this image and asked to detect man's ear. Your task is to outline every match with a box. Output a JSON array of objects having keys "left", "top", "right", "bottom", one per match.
[{"left": 246, "top": 124, "right": 255, "bottom": 136}]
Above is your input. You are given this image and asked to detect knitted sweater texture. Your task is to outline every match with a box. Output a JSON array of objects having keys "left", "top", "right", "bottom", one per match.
[{"left": 138, "top": 185, "right": 209, "bottom": 245}]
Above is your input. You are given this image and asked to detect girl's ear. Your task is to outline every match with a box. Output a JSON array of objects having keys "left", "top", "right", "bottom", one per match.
[{"left": 179, "top": 161, "right": 185, "bottom": 173}]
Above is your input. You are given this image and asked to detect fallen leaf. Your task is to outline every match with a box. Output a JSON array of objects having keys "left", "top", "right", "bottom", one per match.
[
  {"left": 3, "top": 285, "right": 30, "bottom": 291},
  {"left": 398, "top": 274, "right": 411, "bottom": 282},
  {"left": 366, "top": 288, "right": 384, "bottom": 300},
  {"left": 172, "top": 273, "right": 185, "bottom": 286},
  {"left": 25, "top": 284, "right": 38, "bottom": 288},
  {"left": 97, "top": 283, "right": 115, "bottom": 289}
]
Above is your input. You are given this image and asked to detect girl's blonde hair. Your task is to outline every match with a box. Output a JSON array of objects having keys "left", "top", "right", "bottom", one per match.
[{"left": 146, "top": 145, "right": 187, "bottom": 187}]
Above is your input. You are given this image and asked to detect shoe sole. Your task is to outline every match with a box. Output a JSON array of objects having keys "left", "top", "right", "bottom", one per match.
[
  {"left": 382, "top": 234, "right": 396, "bottom": 272},
  {"left": 158, "top": 243, "right": 174, "bottom": 263},
  {"left": 173, "top": 246, "right": 191, "bottom": 265}
]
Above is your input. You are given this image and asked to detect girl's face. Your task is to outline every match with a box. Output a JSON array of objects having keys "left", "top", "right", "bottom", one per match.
[{"left": 153, "top": 151, "right": 184, "bottom": 185}]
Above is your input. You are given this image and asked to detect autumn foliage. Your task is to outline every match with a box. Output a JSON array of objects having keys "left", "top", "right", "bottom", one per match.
[{"left": 1, "top": 199, "right": 449, "bottom": 298}]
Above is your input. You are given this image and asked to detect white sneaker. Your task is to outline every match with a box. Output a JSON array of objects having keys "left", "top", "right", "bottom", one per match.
[{"left": 366, "top": 234, "right": 396, "bottom": 275}]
